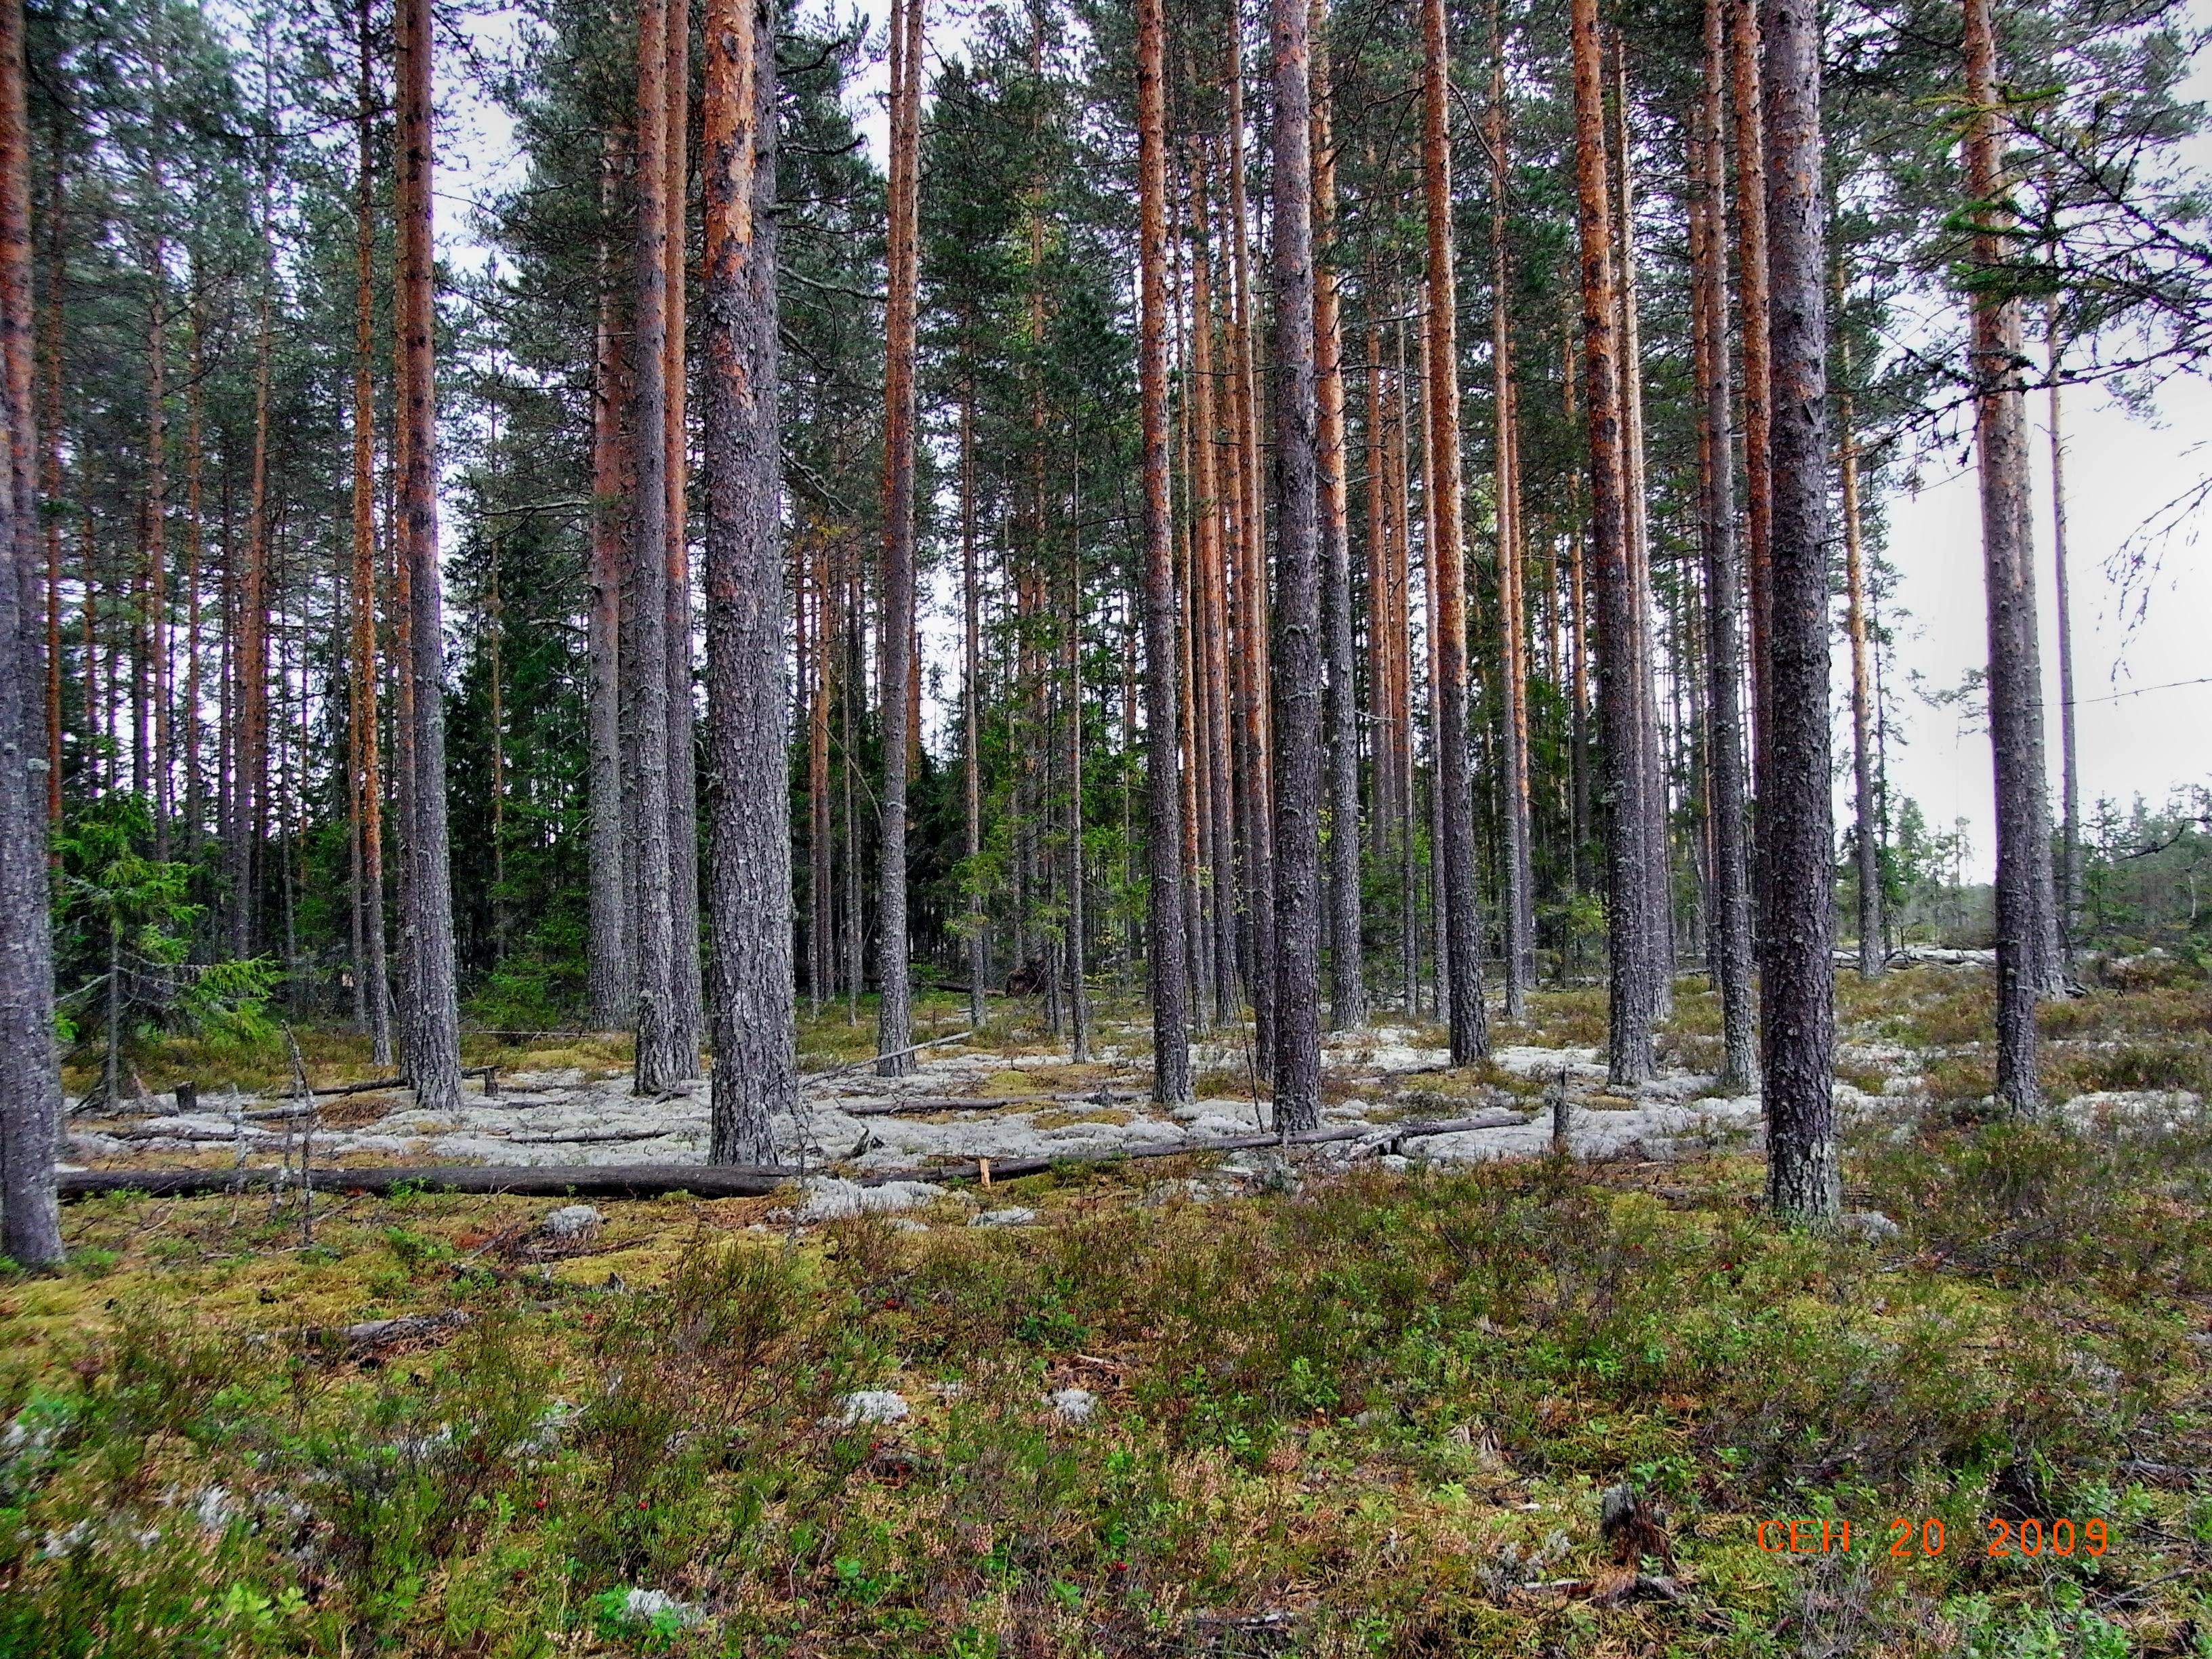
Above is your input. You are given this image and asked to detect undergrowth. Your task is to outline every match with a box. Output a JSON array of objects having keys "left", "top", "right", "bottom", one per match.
[{"left": 5, "top": 1105, "right": 2209, "bottom": 1657}]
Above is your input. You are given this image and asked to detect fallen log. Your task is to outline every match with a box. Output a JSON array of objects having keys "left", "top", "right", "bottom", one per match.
[
  {"left": 836, "top": 1090, "right": 1143, "bottom": 1119},
  {"left": 864, "top": 1109, "right": 1528, "bottom": 1185},
  {"left": 59, "top": 1111, "right": 1531, "bottom": 1203},
  {"left": 57, "top": 1162, "right": 799, "bottom": 1201}
]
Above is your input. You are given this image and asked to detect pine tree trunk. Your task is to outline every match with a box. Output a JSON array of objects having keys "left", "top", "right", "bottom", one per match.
[
  {"left": 874, "top": 0, "right": 923, "bottom": 1076},
  {"left": 1837, "top": 304, "right": 1880, "bottom": 978},
  {"left": 232, "top": 239, "right": 272, "bottom": 959},
  {"left": 180, "top": 274, "right": 203, "bottom": 850},
  {"left": 1420, "top": 0, "right": 1489, "bottom": 1064},
  {"left": 2046, "top": 303, "right": 2079, "bottom": 967},
  {"left": 352, "top": 0, "right": 392, "bottom": 1063},
  {"left": 1612, "top": 42, "right": 1672, "bottom": 1019},
  {"left": 394, "top": 0, "right": 462, "bottom": 1115},
  {"left": 1691, "top": 0, "right": 1756, "bottom": 1091},
  {"left": 1141, "top": 0, "right": 1194, "bottom": 1106},
  {"left": 700, "top": 0, "right": 794, "bottom": 1163},
  {"left": 961, "top": 377, "right": 988, "bottom": 1030},
  {"left": 36, "top": 129, "right": 58, "bottom": 830},
  {"left": 1313, "top": 2, "right": 1364, "bottom": 1034},
  {"left": 1268, "top": 0, "right": 1323, "bottom": 1130},
  {"left": 1569, "top": 0, "right": 1655, "bottom": 1085},
  {"left": 628, "top": 0, "right": 688, "bottom": 1091},
  {"left": 1729, "top": 0, "right": 1772, "bottom": 882},
  {"left": 1189, "top": 163, "right": 1240, "bottom": 1027},
  {"left": 0, "top": 0, "right": 62, "bottom": 1267},
  {"left": 143, "top": 212, "right": 171, "bottom": 861},
  {"left": 1489, "top": 5, "right": 1534, "bottom": 1016},
  {"left": 1965, "top": 0, "right": 2057, "bottom": 1115},
  {"left": 1225, "top": 36, "right": 1277, "bottom": 1071},
  {"left": 588, "top": 136, "right": 634, "bottom": 1029},
  {"left": 663, "top": 0, "right": 703, "bottom": 1073},
  {"left": 1757, "top": 0, "right": 1839, "bottom": 1219},
  {"left": 1067, "top": 480, "right": 1090, "bottom": 1064}
]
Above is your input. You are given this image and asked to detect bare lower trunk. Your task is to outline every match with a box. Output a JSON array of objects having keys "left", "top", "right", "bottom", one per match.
[
  {"left": 352, "top": 0, "right": 391, "bottom": 1064},
  {"left": 961, "top": 382, "right": 988, "bottom": 1031},
  {"left": 1569, "top": 0, "right": 1654, "bottom": 1084},
  {"left": 874, "top": 0, "right": 923, "bottom": 1077},
  {"left": 1691, "top": 0, "right": 1755, "bottom": 1091},
  {"left": 588, "top": 136, "right": 633, "bottom": 1028},
  {"left": 2046, "top": 303, "right": 2080, "bottom": 967},
  {"left": 1421, "top": 0, "right": 1488, "bottom": 1064},
  {"left": 628, "top": 0, "right": 685, "bottom": 1092},
  {"left": 1490, "top": 7, "right": 1533, "bottom": 1016},
  {"left": 701, "top": 0, "right": 795, "bottom": 1164},
  {"left": 1268, "top": 0, "right": 1323, "bottom": 1131},
  {"left": 1965, "top": 0, "right": 2057, "bottom": 1115},
  {"left": 1729, "top": 0, "right": 1772, "bottom": 888},
  {"left": 1314, "top": 3, "right": 1364, "bottom": 1034},
  {"left": 663, "top": 0, "right": 703, "bottom": 1074},
  {"left": 1135, "top": 56, "right": 1191, "bottom": 1099},
  {"left": 1758, "top": 0, "right": 1839, "bottom": 1219},
  {"left": 395, "top": 0, "right": 461, "bottom": 1115},
  {"left": 1838, "top": 312, "right": 1880, "bottom": 977},
  {"left": 0, "top": 0, "right": 62, "bottom": 1266}
]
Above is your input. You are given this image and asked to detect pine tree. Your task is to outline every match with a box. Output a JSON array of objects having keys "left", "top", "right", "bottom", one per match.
[
  {"left": 1419, "top": 0, "right": 1488, "bottom": 1066},
  {"left": 875, "top": 0, "right": 923, "bottom": 1078},
  {"left": 1758, "top": 0, "right": 1839, "bottom": 1219},
  {"left": 701, "top": 0, "right": 794, "bottom": 1164},
  {"left": 394, "top": 0, "right": 462, "bottom": 1115},
  {"left": 0, "top": 0, "right": 61, "bottom": 1269},
  {"left": 1136, "top": 0, "right": 1190, "bottom": 1105},
  {"left": 1269, "top": 0, "right": 1323, "bottom": 1130}
]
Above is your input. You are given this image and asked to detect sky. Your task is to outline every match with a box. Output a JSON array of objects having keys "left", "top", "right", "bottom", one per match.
[{"left": 426, "top": 0, "right": 2212, "bottom": 878}]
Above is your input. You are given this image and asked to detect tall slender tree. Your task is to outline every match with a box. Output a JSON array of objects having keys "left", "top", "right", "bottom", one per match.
[
  {"left": 628, "top": 0, "right": 687, "bottom": 1092},
  {"left": 1691, "top": 0, "right": 1755, "bottom": 1091},
  {"left": 1419, "top": 0, "right": 1488, "bottom": 1065},
  {"left": 875, "top": 0, "right": 922, "bottom": 1077},
  {"left": 1758, "top": 0, "right": 1838, "bottom": 1218},
  {"left": 2046, "top": 301, "right": 2079, "bottom": 964},
  {"left": 588, "top": 136, "right": 632, "bottom": 1029},
  {"left": 664, "top": 0, "right": 703, "bottom": 1071},
  {"left": 0, "top": 0, "right": 60, "bottom": 1269},
  {"left": 351, "top": 0, "right": 390, "bottom": 1065},
  {"left": 394, "top": 0, "right": 462, "bottom": 1113},
  {"left": 1488, "top": 2, "right": 1533, "bottom": 1017},
  {"left": 1136, "top": 0, "right": 1190, "bottom": 1107},
  {"left": 1269, "top": 0, "right": 1323, "bottom": 1130},
  {"left": 1964, "top": 0, "right": 2057, "bottom": 1115},
  {"left": 1569, "top": 0, "right": 1654, "bottom": 1085},
  {"left": 701, "top": 0, "right": 794, "bottom": 1164},
  {"left": 1313, "top": 0, "right": 1362, "bottom": 1033}
]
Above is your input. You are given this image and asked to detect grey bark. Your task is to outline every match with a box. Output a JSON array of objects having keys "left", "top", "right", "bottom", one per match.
[
  {"left": 587, "top": 146, "right": 634, "bottom": 1028},
  {"left": 395, "top": 0, "right": 462, "bottom": 1118},
  {"left": 663, "top": 0, "right": 704, "bottom": 1076},
  {"left": 1269, "top": 0, "right": 1323, "bottom": 1132},
  {"left": 874, "top": 0, "right": 922, "bottom": 1077},
  {"left": 628, "top": 0, "right": 688, "bottom": 1093},
  {"left": 1568, "top": 0, "right": 1655, "bottom": 1086},
  {"left": 0, "top": 0, "right": 61, "bottom": 1266},
  {"left": 1966, "top": 0, "right": 2058, "bottom": 1117},
  {"left": 701, "top": 0, "right": 795, "bottom": 1164},
  {"left": 1758, "top": 0, "right": 1839, "bottom": 1219},
  {"left": 1690, "top": 0, "right": 1756, "bottom": 1092},
  {"left": 1315, "top": 3, "right": 1364, "bottom": 1033},
  {"left": 1136, "top": 0, "right": 1189, "bottom": 1104}
]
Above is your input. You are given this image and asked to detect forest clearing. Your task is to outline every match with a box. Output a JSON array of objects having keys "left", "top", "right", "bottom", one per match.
[{"left": 1, "top": 0, "right": 2211, "bottom": 1646}]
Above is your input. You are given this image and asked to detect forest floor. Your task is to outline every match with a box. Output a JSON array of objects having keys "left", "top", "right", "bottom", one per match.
[{"left": 7, "top": 964, "right": 2211, "bottom": 1656}]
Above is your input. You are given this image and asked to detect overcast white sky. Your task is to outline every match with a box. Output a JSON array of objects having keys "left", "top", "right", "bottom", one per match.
[{"left": 431, "top": 0, "right": 2212, "bottom": 878}]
